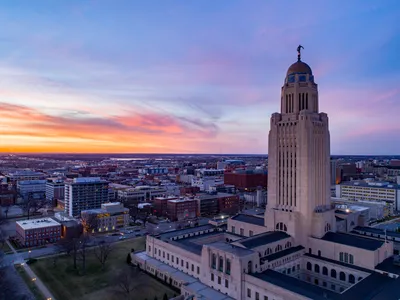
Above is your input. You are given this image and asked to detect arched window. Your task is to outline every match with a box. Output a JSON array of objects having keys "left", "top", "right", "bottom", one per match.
[
  {"left": 314, "top": 279, "right": 319, "bottom": 285},
  {"left": 325, "top": 223, "right": 331, "bottom": 232},
  {"left": 322, "top": 266, "right": 328, "bottom": 275},
  {"left": 314, "top": 264, "right": 320, "bottom": 273},
  {"left": 285, "top": 241, "right": 292, "bottom": 249},
  {"left": 339, "top": 272, "right": 346, "bottom": 281},
  {"left": 267, "top": 248, "right": 272, "bottom": 255},
  {"left": 248, "top": 261, "right": 253, "bottom": 273},
  {"left": 275, "top": 222, "right": 287, "bottom": 232},
  {"left": 349, "top": 274, "right": 355, "bottom": 284},
  {"left": 331, "top": 269, "right": 337, "bottom": 278},
  {"left": 306, "top": 262, "right": 312, "bottom": 271},
  {"left": 275, "top": 245, "right": 282, "bottom": 252}
]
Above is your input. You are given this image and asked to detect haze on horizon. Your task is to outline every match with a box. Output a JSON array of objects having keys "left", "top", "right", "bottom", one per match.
[{"left": 0, "top": 1, "right": 399, "bottom": 155}]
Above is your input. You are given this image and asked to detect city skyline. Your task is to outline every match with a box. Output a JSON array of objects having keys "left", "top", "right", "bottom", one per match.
[{"left": 0, "top": 1, "right": 399, "bottom": 154}]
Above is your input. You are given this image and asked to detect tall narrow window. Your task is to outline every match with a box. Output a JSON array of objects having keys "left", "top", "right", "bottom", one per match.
[
  {"left": 226, "top": 259, "right": 231, "bottom": 275},
  {"left": 219, "top": 256, "right": 224, "bottom": 272},
  {"left": 306, "top": 93, "right": 308, "bottom": 109},
  {"left": 298, "top": 93, "right": 301, "bottom": 111},
  {"left": 212, "top": 254, "right": 216, "bottom": 269},
  {"left": 286, "top": 95, "right": 288, "bottom": 113}
]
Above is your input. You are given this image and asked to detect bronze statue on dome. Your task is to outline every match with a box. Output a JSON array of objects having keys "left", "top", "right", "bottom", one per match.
[{"left": 297, "top": 45, "right": 304, "bottom": 61}]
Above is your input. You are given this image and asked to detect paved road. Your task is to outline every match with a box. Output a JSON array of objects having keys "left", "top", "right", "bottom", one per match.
[
  {"left": 1, "top": 228, "right": 147, "bottom": 267},
  {"left": 6, "top": 239, "right": 56, "bottom": 300}
]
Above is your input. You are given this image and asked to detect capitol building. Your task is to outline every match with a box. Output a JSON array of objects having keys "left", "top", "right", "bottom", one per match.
[{"left": 133, "top": 50, "right": 400, "bottom": 300}]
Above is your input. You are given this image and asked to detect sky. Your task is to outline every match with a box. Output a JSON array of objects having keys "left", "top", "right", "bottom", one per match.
[{"left": 0, "top": 0, "right": 399, "bottom": 154}]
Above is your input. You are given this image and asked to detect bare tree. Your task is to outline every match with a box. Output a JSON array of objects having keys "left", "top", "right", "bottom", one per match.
[
  {"left": 18, "top": 194, "right": 46, "bottom": 220},
  {"left": 94, "top": 241, "right": 113, "bottom": 271},
  {"left": 81, "top": 212, "right": 98, "bottom": 235},
  {"left": 115, "top": 268, "right": 139, "bottom": 299},
  {"left": 77, "top": 234, "right": 91, "bottom": 275}
]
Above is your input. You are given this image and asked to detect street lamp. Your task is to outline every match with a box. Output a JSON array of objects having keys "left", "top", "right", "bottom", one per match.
[{"left": 28, "top": 250, "right": 32, "bottom": 259}]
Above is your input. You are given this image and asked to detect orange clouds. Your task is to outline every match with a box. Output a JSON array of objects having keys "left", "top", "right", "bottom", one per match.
[{"left": 0, "top": 102, "right": 219, "bottom": 153}]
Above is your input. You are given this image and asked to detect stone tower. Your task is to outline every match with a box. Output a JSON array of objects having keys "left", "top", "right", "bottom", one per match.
[{"left": 264, "top": 48, "right": 336, "bottom": 246}]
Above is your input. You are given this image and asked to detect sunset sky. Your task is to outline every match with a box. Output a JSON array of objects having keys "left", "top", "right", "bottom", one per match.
[{"left": 0, "top": 0, "right": 399, "bottom": 154}]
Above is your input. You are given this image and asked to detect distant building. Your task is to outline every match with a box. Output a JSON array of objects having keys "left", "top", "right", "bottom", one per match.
[
  {"left": 331, "top": 197, "right": 390, "bottom": 221},
  {"left": 197, "top": 192, "right": 240, "bottom": 217},
  {"left": 117, "top": 186, "right": 167, "bottom": 203},
  {"left": 139, "top": 167, "right": 169, "bottom": 175},
  {"left": 81, "top": 202, "right": 129, "bottom": 233},
  {"left": 17, "top": 180, "right": 46, "bottom": 201},
  {"left": 167, "top": 198, "right": 197, "bottom": 221},
  {"left": 64, "top": 177, "right": 109, "bottom": 217},
  {"left": 224, "top": 170, "right": 268, "bottom": 190},
  {"left": 180, "top": 186, "right": 200, "bottom": 196},
  {"left": 16, "top": 218, "right": 61, "bottom": 247},
  {"left": 336, "top": 181, "right": 400, "bottom": 211},
  {"left": 154, "top": 196, "right": 178, "bottom": 217},
  {"left": 7, "top": 170, "right": 46, "bottom": 184},
  {"left": 45, "top": 178, "right": 65, "bottom": 203}
]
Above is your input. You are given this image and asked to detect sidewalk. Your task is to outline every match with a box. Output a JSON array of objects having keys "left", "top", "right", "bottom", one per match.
[{"left": 7, "top": 239, "right": 56, "bottom": 300}]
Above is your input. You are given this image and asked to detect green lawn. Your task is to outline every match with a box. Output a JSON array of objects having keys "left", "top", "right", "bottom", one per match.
[
  {"left": 15, "top": 264, "right": 46, "bottom": 300},
  {"left": 1, "top": 241, "right": 13, "bottom": 254},
  {"left": 31, "top": 237, "right": 177, "bottom": 300}
]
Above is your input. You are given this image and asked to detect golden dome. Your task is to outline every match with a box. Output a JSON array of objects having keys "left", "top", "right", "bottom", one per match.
[{"left": 286, "top": 61, "right": 312, "bottom": 76}]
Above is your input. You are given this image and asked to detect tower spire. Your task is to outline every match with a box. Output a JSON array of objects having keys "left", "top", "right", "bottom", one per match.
[{"left": 297, "top": 45, "right": 304, "bottom": 61}]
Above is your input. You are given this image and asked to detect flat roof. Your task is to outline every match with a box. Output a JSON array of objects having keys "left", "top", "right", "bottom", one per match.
[
  {"left": 207, "top": 241, "right": 254, "bottom": 257},
  {"left": 264, "top": 245, "right": 304, "bottom": 262},
  {"left": 250, "top": 269, "right": 337, "bottom": 300},
  {"left": 321, "top": 232, "right": 384, "bottom": 251},
  {"left": 230, "top": 214, "right": 264, "bottom": 226},
  {"left": 237, "top": 231, "right": 290, "bottom": 249},
  {"left": 17, "top": 218, "right": 61, "bottom": 230},
  {"left": 375, "top": 257, "right": 400, "bottom": 275},
  {"left": 184, "top": 281, "right": 233, "bottom": 300},
  {"left": 353, "top": 226, "right": 400, "bottom": 238}
]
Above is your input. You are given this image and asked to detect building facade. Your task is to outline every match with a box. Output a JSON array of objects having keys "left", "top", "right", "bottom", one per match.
[
  {"left": 336, "top": 181, "right": 400, "bottom": 211},
  {"left": 17, "top": 180, "right": 46, "bottom": 201},
  {"left": 132, "top": 51, "right": 400, "bottom": 300},
  {"left": 45, "top": 178, "right": 65, "bottom": 202},
  {"left": 16, "top": 218, "right": 61, "bottom": 247},
  {"left": 224, "top": 170, "right": 268, "bottom": 190},
  {"left": 167, "top": 198, "right": 198, "bottom": 221},
  {"left": 64, "top": 177, "right": 109, "bottom": 217},
  {"left": 81, "top": 202, "right": 129, "bottom": 233}
]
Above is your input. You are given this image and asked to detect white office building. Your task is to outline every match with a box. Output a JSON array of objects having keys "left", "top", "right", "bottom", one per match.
[{"left": 65, "top": 177, "right": 109, "bottom": 217}]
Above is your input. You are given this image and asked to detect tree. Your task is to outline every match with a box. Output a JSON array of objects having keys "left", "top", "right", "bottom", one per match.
[
  {"left": 77, "top": 234, "right": 91, "bottom": 275},
  {"left": 128, "top": 203, "right": 139, "bottom": 223},
  {"left": 126, "top": 253, "right": 132, "bottom": 264},
  {"left": 115, "top": 268, "right": 139, "bottom": 299},
  {"left": 18, "top": 194, "right": 46, "bottom": 220},
  {"left": 94, "top": 241, "right": 113, "bottom": 271},
  {"left": 81, "top": 212, "right": 98, "bottom": 235}
]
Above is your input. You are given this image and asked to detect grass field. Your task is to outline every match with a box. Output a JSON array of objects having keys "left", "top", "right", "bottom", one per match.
[
  {"left": 1, "top": 241, "right": 13, "bottom": 254},
  {"left": 30, "top": 237, "right": 176, "bottom": 300},
  {"left": 15, "top": 264, "right": 46, "bottom": 300}
]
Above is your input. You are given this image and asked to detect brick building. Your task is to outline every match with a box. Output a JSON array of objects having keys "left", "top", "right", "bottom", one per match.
[
  {"left": 197, "top": 192, "right": 241, "bottom": 217},
  {"left": 167, "top": 198, "right": 197, "bottom": 221},
  {"left": 153, "top": 196, "right": 178, "bottom": 217},
  {"left": 224, "top": 170, "right": 268, "bottom": 190},
  {"left": 16, "top": 218, "right": 61, "bottom": 247},
  {"left": 180, "top": 186, "right": 200, "bottom": 196}
]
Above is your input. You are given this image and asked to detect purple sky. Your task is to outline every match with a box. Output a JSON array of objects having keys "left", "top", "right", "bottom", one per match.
[{"left": 0, "top": 0, "right": 399, "bottom": 154}]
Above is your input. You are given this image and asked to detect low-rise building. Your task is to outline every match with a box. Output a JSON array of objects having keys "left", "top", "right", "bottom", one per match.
[
  {"left": 336, "top": 181, "right": 400, "bottom": 211},
  {"left": 16, "top": 218, "right": 61, "bottom": 247},
  {"left": 167, "top": 198, "right": 197, "bottom": 221},
  {"left": 45, "top": 178, "right": 65, "bottom": 203},
  {"left": 17, "top": 179, "right": 46, "bottom": 201},
  {"left": 81, "top": 202, "right": 129, "bottom": 233}
]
